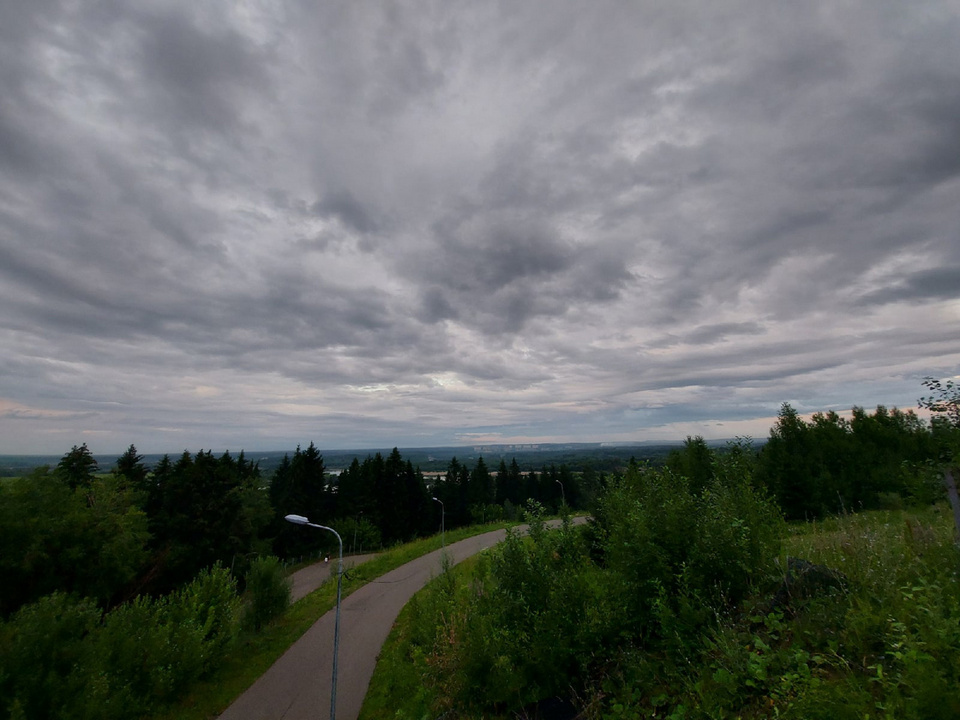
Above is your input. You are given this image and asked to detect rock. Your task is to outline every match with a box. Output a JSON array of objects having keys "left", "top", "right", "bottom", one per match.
[{"left": 769, "top": 557, "right": 847, "bottom": 613}]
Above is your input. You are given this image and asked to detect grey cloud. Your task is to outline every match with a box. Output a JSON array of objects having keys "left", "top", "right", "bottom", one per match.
[
  {"left": 419, "top": 287, "right": 459, "bottom": 324},
  {"left": 407, "top": 214, "right": 635, "bottom": 334},
  {"left": 1, "top": 407, "right": 97, "bottom": 422},
  {"left": 858, "top": 267, "right": 960, "bottom": 306},
  {"left": 0, "top": 104, "right": 46, "bottom": 176},
  {"left": 682, "top": 323, "right": 766, "bottom": 346},
  {"left": 132, "top": 7, "right": 272, "bottom": 133},
  {"left": 1, "top": 0, "right": 959, "bottom": 453},
  {"left": 444, "top": 220, "right": 573, "bottom": 291},
  {"left": 312, "top": 191, "right": 380, "bottom": 235}
]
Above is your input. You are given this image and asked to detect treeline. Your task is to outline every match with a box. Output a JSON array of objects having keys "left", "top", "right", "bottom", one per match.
[
  {"left": 0, "top": 446, "right": 270, "bottom": 615},
  {"left": 666, "top": 403, "right": 950, "bottom": 522},
  {"left": 270, "top": 446, "right": 597, "bottom": 557},
  {"left": 1, "top": 401, "right": 950, "bottom": 618},
  {"left": 1, "top": 441, "right": 598, "bottom": 620},
  {"left": 274, "top": 447, "right": 599, "bottom": 550}
]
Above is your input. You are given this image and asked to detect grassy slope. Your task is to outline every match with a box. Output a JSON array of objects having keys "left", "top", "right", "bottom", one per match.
[{"left": 361, "top": 554, "right": 485, "bottom": 720}]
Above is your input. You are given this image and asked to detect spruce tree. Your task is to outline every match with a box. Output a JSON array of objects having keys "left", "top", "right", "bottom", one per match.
[{"left": 56, "top": 444, "right": 98, "bottom": 490}]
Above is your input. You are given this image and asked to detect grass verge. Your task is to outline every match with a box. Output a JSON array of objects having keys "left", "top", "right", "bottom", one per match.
[
  {"left": 360, "top": 554, "right": 483, "bottom": 720},
  {"left": 148, "top": 521, "right": 511, "bottom": 720}
]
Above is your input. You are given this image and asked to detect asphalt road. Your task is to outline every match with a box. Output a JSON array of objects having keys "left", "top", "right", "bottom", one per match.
[
  {"left": 289, "top": 553, "right": 379, "bottom": 604},
  {"left": 219, "top": 518, "right": 584, "bottom": 720}
]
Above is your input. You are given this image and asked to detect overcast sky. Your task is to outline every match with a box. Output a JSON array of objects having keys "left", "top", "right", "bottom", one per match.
[{"left": 1, "top": 1, "right": 958, "bottom": 456}]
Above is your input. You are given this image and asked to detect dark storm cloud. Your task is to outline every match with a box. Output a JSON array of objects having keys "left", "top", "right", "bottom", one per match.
[
  {"left": 858, "top": 267, "right": 960, "bottom": 306},
  {"left": 312, "top": 192, "right": 380, "bottom": 235},
  {"left": 409, "top": 215, "right": 635, "bottom": 334},
  {"left": 133, "top": 8, "right": 271, "bottom": 133}
]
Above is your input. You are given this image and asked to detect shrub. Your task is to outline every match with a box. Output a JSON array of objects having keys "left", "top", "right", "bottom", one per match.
[
  {"left": 0, "top": 565, "right": 240, "bottom": 720},
  {"left": 0, "top": 592, "right": 100, "bottom": 720},
  {"left": 591, "top": 464, "right": 783, "bottom": 647},
  {"left": 414, "top": 505, "right": 623, "bottom": 713},
  {"left": 242, "top": 556, "right": 292, "bottom": 631}
]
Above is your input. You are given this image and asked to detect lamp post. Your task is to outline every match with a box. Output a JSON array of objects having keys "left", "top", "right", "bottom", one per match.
[
  {"left": 357, "top": 510, "right": 363, "bottom": 554},
  {"left": 556, "top": 478, "right": 566, "bottom": 507},
  {"left": 431, "top": 496, "right": 445, "bottom": 549},
  {"left": 285, "top": 514, "right": 343, "bottom": 720}
]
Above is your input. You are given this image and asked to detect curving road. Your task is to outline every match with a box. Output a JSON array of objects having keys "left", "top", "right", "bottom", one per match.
[
  {"left": 219, "top": 518, "right": 584, "bottom": 720},
  {"left": 288, "top": 553, "right": 380, "bottom": 604}
]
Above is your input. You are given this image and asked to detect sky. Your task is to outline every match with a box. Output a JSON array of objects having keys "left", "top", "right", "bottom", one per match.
[{"left": 1, "top": 1, "right": 959, "bottom": 456}]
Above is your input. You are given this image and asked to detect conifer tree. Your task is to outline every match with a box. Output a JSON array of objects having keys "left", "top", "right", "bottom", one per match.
[
  {"left": 114, "top": 444, "right": 148, "bottom": 489},
  {"left": 56, "top": 443, "right": 98, "bottom": 490}
]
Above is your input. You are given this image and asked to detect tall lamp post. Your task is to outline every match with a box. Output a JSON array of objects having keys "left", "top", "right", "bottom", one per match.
[
  {"left": 431, "top": 496, "right": 445, "bottom": 550},
  {"left": 556, "top": 478, "right": 566, "bottom": 508},
  {"left": 285, "top": 514, "right": 343, "bottom": 720},
  {"left": 356, "top": 510, "right": 363, "bottom": 554}
]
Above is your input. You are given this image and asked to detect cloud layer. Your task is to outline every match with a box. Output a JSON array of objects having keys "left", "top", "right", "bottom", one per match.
[{"left": 1, "top": 1, "right": 958, "bottom": 454}]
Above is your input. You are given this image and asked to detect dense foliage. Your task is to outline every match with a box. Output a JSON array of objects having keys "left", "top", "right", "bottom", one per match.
[
  {"left": 241, "top": 555, "right": 291, "bottom": 631},
  {"left": 0, "top": 465, "right": 149, "bottom": 616},
  {"left": 368, "top": 463, "right": 960, "bottom": 720},
  {"left": 755, "top": 404, "right": 942, "bottom": 520},
  {"left": 0, "top": 446, "right": 275, "bottom": 719},
  {"left": 0, "top": 566, "right": 239, "bottom": 720},
  {"left": 386, "top": 451, "right": 783, "bottom": 717}
]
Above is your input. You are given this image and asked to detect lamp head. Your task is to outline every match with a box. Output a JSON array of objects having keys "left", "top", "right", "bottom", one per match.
[{"left": 285, "top": 514, "right": 310, "bottom": 525}]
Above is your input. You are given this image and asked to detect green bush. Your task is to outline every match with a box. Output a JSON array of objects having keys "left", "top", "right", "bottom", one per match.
[
  {"left": 0, "top": 592, "right": 100, "bottom": 720},
  {"left": 401, "top": 466, "right": 783, "bottom": 717},
  {"left": 242, "top": 556, "right": 292, "bottom": 631},
  {"left": 599, "top": 505, "right": 960, "bottom": 720},
  {"left": 591, "top": 463, "right": 782, "bottom": 647},
  {"left": 406, "top": 505, "right": 623, "bottom": 714},
  {"left": 0, "top": 565, "right": 240, "bottom": 720}
]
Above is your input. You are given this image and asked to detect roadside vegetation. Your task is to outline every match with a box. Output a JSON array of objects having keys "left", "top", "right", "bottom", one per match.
[
  {"left": 361, "top": 380, "right": 960, "bottom": 719},
  {"left": 366, "top": 501, "right": 958, "bottom": 719}
]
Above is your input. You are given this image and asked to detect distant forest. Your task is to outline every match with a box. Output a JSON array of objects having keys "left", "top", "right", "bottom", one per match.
[{"left": 0, "top": 441, "right": 682, "bottom": 478}]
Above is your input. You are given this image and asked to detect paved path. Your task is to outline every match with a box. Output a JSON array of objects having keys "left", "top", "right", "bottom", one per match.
[
  {"left": 220, "top": 518, "right": 585, "bottom": 720},
  {"left": 289, "top": 553, "right": 379, "bottom": 603}
]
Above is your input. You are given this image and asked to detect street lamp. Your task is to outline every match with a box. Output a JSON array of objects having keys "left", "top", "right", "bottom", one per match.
[
  {"left": 355, "top": 510, "right": 363, "bottom": 555},
  {"left": 556, "top": 478, "right": 566, "bottom": 507},
  {"left": 285, "top": 514, "right": 343, "bottom": 720},
  {"left": 431, "top": 497, "right": 445, "bottom": 549}
]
